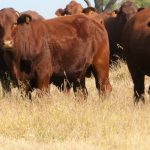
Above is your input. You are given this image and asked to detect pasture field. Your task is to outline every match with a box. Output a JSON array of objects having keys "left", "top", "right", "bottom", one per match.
[{"left": 0, "top": 61, "right": 150, "bottom": 150}]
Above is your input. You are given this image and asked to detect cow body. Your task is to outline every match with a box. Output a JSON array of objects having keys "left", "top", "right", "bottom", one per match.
[
  {"left": 4, "top": 14, "right": 111, "bottom": 96},
  {"left": 122, "top": 8, "right": 150, "bottom": 103}
]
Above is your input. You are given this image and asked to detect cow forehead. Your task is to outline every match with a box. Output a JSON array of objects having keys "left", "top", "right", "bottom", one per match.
[
  {"left": 120, "top": 2, "right": 137, "bottom": 13},
  {"left": 0, "top": 8, "right": 18, "bottom": 20}
]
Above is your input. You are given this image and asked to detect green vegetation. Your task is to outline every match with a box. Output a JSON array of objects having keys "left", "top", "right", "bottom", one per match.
[{"left": 135, "top": 0, "right": 150, "bottom": 7}]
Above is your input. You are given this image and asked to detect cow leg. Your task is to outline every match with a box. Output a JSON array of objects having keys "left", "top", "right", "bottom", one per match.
[
  {"left": 132, "top": 72, "right": 144, "bottom": 104},
  {"left": 80, "top": 77, "right": 88, "bottom": 98},
  {"left": 92, "top": 62, "right": 112, "bottom": 96},
  {"left": 91, "top": 67, "right": 100, "bottom": 91},
  {"left": 36, "top": 69, "right": 51, "bottom": 98},
  {"left": 36, "top": 73, "right": 50, "bottom": 92},
  {"left": 0, "top": 73, "right": 11, "bottom": 96},
  {"left": 63, "top": 79, "right": 72, "bottom": 94},
  {"left": 148, "top": 86, "right": 150, "bottom": 95},
  {"left": 127, "top": 61, "right": 145, "bottom": 104},
  {"left": 25, "top": 80, "right": 34, "bottom": 100},
  {"left": 73, "top": 77, "right": 88, "bottom": 99}
]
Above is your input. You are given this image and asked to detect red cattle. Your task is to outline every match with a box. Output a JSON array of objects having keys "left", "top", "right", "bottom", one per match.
[
  {"left": 122, "top": 8, "right": 150, "bottom": 104},
  {"left": 0, "top": 8, "right": 19, "bottom": 94},
  {"left": 0, "top": 8, "right": 44, "bottom": 95},
  {"left": 56, "top": 1, "right": 138, "bottom": 63},
  {"left": 55, "top": 0, "right": 83, "bottom": 16},
  {"left": 3, "top": 14, "right": 112, "bottom": 97},
  {"left": 102, "top": 1, "right": 138, "bottom": 63}
]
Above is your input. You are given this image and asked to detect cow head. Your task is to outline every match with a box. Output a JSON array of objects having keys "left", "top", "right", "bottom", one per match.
[
  {"left": 2, "top": 14, "right": 32, "bottom": 50},
  {"left": 55, "top": 0, "right": 83, "bottom": 16},
  {"left": 65, "top": 1, "right": 83, "bottom": 15},
  {"left": 117, "top": 1, "right": 138, "bottom": 22},
  {"left": 0, "top": 8, "right": 20, "bottom": 49}
]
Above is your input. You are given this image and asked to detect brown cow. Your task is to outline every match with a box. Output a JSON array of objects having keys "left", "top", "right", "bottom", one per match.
[
  {"left": 53, "top": 9, "right": 104, "bottom": 93},
  {"left": 121, "top": 8, "right": 150, "bottom": 104},
  {"left": 101, "top": 1, "right": 138, "bottom": 63},
  {"left": 55, "top": 0, "right": 83, "bottom": 16},
  {"left": 0, "top": 8, "right": 19, "bottom": 94},
  {"left": 3, "top": 14, "right": 112, "bottom": 97},
  {"left": 0, "top": 8, "right": 44, "bottom": 95}
]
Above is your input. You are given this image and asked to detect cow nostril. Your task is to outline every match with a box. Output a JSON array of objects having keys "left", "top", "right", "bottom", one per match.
[
  {"left": 2, "top": 40, "right": 14, "bottom": 48},
  {"left": 147, "top": 22, "right": 150, "bottom": 27}
]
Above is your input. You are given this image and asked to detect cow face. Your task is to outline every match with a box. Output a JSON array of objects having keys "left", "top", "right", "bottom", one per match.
[
  {"left": 13, "top": 14, "right": 32, "bottom": 46},
  {"left": 0, "top": 8, "right": 19, "bottom": 49},
  {"left": 2, "top": 14, "right": 32, "bottom": 52},
  {"left": 118, "top": 1, "right": 138, "bottom": 22}
]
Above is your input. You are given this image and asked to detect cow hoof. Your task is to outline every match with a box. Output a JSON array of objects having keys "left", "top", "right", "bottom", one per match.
[
  {"left": 134, "top": 95, "right": 145, "bottom": 105},
  {"left": 148, "top": 87, "right": 150, "bottom": 95}
]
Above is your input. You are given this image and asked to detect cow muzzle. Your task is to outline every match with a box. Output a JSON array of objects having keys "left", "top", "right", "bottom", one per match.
[{"left": 3, "top": 40, "right": 14, "bottom": 49}]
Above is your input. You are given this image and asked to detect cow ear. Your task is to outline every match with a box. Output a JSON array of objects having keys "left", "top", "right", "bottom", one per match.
[
  {"left": 113, "top": 9, "right": 119, "bottom": 15},
  {"left": 55, "top": 8, "right": 66, "bottom": 16},
  {"left": 17, "top": 14, "right": 32, "bottom": 25},
  {"left": 111, "top": 10, "right": 118, "bottom": 17},
  {"left": 15, "top": 11, "right": 20, "bottom": 17},
  {"left": 26, "top": 16, "right": 31, "bottom": 23}
]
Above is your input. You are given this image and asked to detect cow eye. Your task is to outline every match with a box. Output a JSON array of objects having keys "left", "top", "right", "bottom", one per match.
[
  {"left": 11, "top": 23, "right": 17, "bottom": 31},
  {"left": 13, "top": 23, "right": 17, "bottom": 28}
]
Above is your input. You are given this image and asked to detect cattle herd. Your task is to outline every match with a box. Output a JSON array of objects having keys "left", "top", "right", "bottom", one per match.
[{"left": 0, "top": 1, "right": 149, "bottom": 104}]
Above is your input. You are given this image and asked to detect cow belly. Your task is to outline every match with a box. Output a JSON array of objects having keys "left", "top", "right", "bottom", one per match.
[{"left": 51, "top": 70, "right": 84, "bottom": 88}]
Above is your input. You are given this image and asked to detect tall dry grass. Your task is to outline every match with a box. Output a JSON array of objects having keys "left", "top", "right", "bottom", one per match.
[{"left": 0, "top": 61, "right": 150, "bottom": 150}]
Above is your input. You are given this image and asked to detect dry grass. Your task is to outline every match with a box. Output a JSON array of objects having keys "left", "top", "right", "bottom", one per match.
[{"left": 0, "top": 61, "right": 150, "bottom": 150}]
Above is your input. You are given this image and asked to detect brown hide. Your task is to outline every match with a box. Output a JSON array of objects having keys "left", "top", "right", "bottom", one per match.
[
  {"left": 122, "top": 8, "right": 150, "bottom": 103},
  {"left": 6, "top": 14, "right": 111, "bottom": 95}
]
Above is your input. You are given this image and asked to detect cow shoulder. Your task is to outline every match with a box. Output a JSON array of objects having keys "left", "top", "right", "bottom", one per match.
[{"left": 72, "top": 15, "right": 95, "bottom": 39}]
